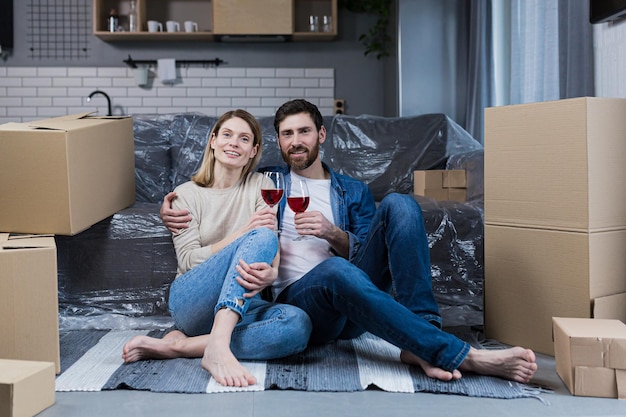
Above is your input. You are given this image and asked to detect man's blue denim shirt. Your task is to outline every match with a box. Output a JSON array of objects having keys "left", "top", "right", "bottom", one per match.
[{"left": 260, "top": 162, "right": 376, "bottom": 262}]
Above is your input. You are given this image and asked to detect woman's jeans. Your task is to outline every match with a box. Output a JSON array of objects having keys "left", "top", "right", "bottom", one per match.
[
  {"left": 276, "top": 194, "right": 470, "bottom": 371},
  {"left": 168, "top": 227, "right": 312, "bottom": 360}
]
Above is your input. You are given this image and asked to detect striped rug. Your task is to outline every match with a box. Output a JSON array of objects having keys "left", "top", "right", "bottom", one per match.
[{"left": 56, "top": 329, "right": 546, "bottom": 400}]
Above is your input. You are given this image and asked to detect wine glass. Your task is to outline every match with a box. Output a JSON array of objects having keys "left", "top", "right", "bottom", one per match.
[
  {"left": 261, "top": 171, "right": 285, "bottom": 208},
  {"left": 287, "top": 179, "right": 311, "bottom": 240}
]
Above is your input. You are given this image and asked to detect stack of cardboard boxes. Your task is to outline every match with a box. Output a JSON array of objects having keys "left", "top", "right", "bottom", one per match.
[
  {"left": 413, "top": 169, "right": 467, "bottom": 202},
  {"left": 0, "top": 113, "right": 136, "bottom": 416},
  {"left": 483, "top": 97, "right": 626, "bottom": 359}
]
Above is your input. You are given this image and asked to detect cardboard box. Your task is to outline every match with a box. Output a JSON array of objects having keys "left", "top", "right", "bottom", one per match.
[
  {"left": 0, "top": 113, "right": 135, "bottom": 235},
  {"left": 553, "top": 317, "right": 626, "bottom": 398},
  {"left": 484, "top": 225, "right": 626, "bottom": 355},
  {"left": 0, "top": 234, "right": 60, "bottom": 373},
  {"left": 484, "top": 97, "right": 626, "bottom": 232},
  {"left": 0, "top": 359, "right": 55, "bottom": 417},
  {"left": 414, "top": 170, "right": 466, "bottom": 202}
]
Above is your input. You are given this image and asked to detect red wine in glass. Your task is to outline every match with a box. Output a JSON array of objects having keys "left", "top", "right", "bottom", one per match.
[
  {"left": 288, "top": 179, "right": 311, "bottom": 240},
  {"left": 287, "top": 196, "right": 309, "bottom": 213},
  {"left": 262, "top": 189, "right": 284, "bottom": 207},
  {"left": 262, "top": 171, "right": 284, "bottom": 208}
]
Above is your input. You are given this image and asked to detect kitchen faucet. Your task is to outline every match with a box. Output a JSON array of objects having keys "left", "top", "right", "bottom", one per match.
[{"left": 87, "top": 90, "right": 112, "bottom": 116}]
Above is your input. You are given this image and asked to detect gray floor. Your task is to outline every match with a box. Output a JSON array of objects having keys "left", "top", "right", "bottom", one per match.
[{"left": 39, "top": 351, "right": 626, "bottom": 417}]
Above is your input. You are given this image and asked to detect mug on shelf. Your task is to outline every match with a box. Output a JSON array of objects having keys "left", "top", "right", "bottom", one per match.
[
  {"left": 308, "top": 15, "right": 319, "bottom": 32},
  {"left": 184, "top": 21, "right": 198, "bottom": 33},
  {"left": 147, "top": 20, "right": 163, "bottom": 32},
  {"left": 166, "top": 21, "right": 180, "bottom": 32}
]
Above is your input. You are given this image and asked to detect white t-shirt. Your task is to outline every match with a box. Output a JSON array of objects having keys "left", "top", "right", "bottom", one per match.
[{"left": 273, "top": 172, "right": 335, "bottom": 299}]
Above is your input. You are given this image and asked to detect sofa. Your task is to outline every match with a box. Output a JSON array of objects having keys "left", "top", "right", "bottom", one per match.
[{"left": 55, "top": 112, "right": 485, "bottom": 330}]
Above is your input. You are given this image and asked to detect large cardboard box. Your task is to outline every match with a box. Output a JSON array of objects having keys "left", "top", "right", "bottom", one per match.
[
  {"left": 0, "top": 234, "right": 60, "bottom": 373},
  {"left": 484, "top": 97, "right": 626, "bottom": 232},
  {"left": 0, "top": 113, "right": 135, "bottom": 235},
  {"left": 484, "top": 225, "right": 626, "bottom": 355},
  {"left": 552, "top": 317, "right": 626, "bottom": 398},
  {"left": 0, "top": 359, "right": 55, "bottom": 417}
]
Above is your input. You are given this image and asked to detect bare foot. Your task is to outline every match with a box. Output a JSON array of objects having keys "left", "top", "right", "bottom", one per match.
[
  {"left": 400, "top": 350, "right": 462, "bottom": 381},
  {"left": 122, "top": 330, "right": 187, "bottom": 363},
  {"left": 459, "top": 346, "right": 537, "bottom": 383},
  {"left": 201, "top": 334, "right": 257, "bottom": 387}
]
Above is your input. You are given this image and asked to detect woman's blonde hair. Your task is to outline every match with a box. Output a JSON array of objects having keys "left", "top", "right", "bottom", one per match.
[{"left": 191, "top": 109, "right": 263, "bottom": 187}]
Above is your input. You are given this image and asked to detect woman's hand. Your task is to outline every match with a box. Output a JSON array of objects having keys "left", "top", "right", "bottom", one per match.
[
  {"left": 241, "top": 207, "right": 277, "bottom": 234},
  {"left": 236, "top": 259, "right": 277, "bottom": 298}
]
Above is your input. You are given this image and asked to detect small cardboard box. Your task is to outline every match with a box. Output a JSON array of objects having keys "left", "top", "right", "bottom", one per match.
[
  {"left": 484, "top": 225, "right": 626, "bottom": 355},
  {"left": 0, "top": 359, "right": 55, "bottom": 417},
  {"left": 414, "top": 170, "right": 466, "bottom": 202},
  {"left": 553, "top": 317, "right": 626, "bottom": 398},
  {"left": 484, "top": 97, "right": 626, "bottom": 232},
  {"left": 0, "top": 234, "right": 60, "bottom": 373},
  {"left": 0, "top": 113, "right": 135, "bottom": 235}
]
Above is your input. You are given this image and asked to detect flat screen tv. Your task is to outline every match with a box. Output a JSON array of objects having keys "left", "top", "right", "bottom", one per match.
[
  {"left": 590, "top": 0, "right": 626, "bottom": 23},
  {"left": 0, "top": 0, "right": 13, "bottom": 50}
]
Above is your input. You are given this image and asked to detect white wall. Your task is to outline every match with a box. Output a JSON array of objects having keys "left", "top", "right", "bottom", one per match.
[
  {"left": 0, "top": 66, "right": 335, "bottom": 123},
  {"left": 593, "top": 19, "right": 626, "bottom": 98}
]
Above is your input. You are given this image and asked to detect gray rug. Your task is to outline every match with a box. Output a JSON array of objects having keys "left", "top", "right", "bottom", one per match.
[{"left": 55, "top": 329, "right": 546, "bottom": 401}]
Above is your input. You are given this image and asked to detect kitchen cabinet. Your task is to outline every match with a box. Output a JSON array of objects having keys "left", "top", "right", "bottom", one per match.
[{"left": 93, "top": 0, "right": 337, "bottom": 41}]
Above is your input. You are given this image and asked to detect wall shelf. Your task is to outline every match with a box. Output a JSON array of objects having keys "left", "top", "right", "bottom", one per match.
[
  {"left": 94, "top": 31, "right": 214, "bottom": 41},
  {"left": 93, "top": 0, "right": 337, "bottom": 42}
]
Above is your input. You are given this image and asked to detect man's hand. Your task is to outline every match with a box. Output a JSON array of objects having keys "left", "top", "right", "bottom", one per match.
[
  {"left": 236, "top": 259, "right": 277, "bottom": 298},
  {"left": 160, "top": 191, "right": 192, "bottom": 234},
  {"left": 293, "top": 210, "right": 334, "bottom": 239},
  {"left": 294, "top": 210, "right": 350, "bottom": 258}
]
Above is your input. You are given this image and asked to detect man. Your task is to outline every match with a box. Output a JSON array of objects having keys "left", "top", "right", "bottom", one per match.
[{"left": 160, "top": 99, "right": 537, "bottom": 383}]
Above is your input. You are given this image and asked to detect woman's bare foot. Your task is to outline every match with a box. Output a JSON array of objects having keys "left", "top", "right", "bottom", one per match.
[
  {"left": 122, "top": 330, "right": 187, "bottom": 363},
  {"left": 201, "top": 334, "right": 256, "bottom": 387},
  {"left": 459, "top": 346, "right": 537, "bottom": 383},
  {"left": 400, "top": 350, "right": 462, "bottom": 381}
]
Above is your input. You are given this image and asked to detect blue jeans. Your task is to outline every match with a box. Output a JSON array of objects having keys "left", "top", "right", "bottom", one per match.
[
  {"left": 276, "top": 194, "right": 470, "bottom": 371},
  {"left": 168, "top": 228, "right": 312, "bottom": 360},
  {"left": 355, "top": 194, "right": 442, "bottom": 326}
]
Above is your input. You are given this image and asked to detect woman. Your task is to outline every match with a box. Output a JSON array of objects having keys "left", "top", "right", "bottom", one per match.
[{"left": 122, "top": 109, "right": 312, "bottom": 387}]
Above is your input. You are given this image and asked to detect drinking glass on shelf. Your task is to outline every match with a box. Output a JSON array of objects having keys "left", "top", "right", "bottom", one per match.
[{"left": 287, "top": 179, "right": 311, "bottom": 240}]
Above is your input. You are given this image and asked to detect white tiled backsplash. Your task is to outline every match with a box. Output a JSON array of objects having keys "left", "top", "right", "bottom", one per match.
[{"left": 0, "top": 66, "right": 335, "bottom": 123}]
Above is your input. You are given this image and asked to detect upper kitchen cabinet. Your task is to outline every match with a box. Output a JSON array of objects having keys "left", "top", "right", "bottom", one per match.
[
  {"left": 93, "top": 0, "right": 337, "bottom": 41},
  {"left": 213, "top": 0, "right": 292, "bottom": 37}
]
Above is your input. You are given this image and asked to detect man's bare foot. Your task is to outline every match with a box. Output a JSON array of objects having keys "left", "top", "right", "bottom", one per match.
[
  {"left": 122, "top": 330, "right": 187, "bottom": 363},
  {"left": 201, "top": 334, "right": 256, "bottom": 387},
  {"left": 459, "top": 346, "right": 537, "bottom": 383},
  {"left": 400, "top": 350, "right": 462, "bottom": 381}
]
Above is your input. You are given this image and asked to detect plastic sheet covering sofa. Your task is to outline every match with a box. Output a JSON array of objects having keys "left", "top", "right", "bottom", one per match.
[{"left": 56, "top": 112, "right": 485, "bottom": 330}]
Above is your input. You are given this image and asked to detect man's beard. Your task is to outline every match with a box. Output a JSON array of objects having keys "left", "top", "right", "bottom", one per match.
[{"left": 282, "top": 142, "right": 320, "bottom": 171}]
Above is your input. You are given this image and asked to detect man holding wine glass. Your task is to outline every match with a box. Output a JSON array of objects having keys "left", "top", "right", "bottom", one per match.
[{"left": 161, "top": 100, "right": 537, "bottom": 384}]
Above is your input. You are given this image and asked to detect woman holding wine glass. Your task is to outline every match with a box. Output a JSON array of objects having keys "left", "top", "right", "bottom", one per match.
[{"left": 122, "top": 109, "right": 311, "bottom": 388}]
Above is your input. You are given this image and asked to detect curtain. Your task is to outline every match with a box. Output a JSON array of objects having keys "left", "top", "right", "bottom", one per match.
[
  {"left": 464, "top": 0, "right": 594, "bottom": 143},
  {"left": 464, "top": 0, "right": 493, "bottom": 143},
  {"left": 503, "top": 0, "right": 595, "bottom": 103}
]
